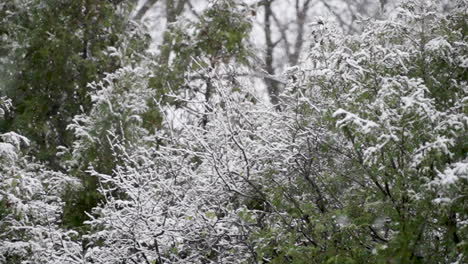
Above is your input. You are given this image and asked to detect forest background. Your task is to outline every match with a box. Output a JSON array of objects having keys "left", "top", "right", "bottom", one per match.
[{"left": 0, "top": 0, "right": 466, "bottom": 263}]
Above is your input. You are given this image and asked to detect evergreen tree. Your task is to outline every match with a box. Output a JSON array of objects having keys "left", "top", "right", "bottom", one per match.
[{"left": 0, "top": 0, "right": 145, "bottom": 167}]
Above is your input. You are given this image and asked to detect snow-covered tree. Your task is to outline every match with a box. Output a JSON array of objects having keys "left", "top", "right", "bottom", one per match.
[
  {"left": 244, "top": 0, "right": 467, "bottom": 262},
  {"left": 0, "top": 0, "right": 147, "bottom": 165},
  {"left": 1, "top": 0, "right": 466, "bottom": 263},
  {"left": 0, "top": 97, "right": 82, "bottom": 263}
]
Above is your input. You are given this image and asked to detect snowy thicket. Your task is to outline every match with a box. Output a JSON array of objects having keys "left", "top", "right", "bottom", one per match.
[
  {"left": 0, "top": 99, "right": 81, "bottom": 263},
  {"left": 1, "top": 0, "right": 466, "bottom": 263}
]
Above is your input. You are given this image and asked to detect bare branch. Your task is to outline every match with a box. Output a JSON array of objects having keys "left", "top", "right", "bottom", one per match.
[{"left": 134, "top": 0, "right": 159, "bottom": 21}]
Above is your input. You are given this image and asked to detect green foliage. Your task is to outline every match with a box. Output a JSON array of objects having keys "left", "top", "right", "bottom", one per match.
[
  {"left": 195, "top": 0, "right": 252, "bottom": 63},
  {"left": 62, "top": 65, "right": 155, "bottom": 229},
  {"left": 148, "top": 0, "right": 252, "bottom": 103},
  {"left": 249, "top": 1, "right": 468, "bottom": 263},
  {"left": 61, "top": 179, "right": 101, "bottom": 229},
  {"left": 1, "top": 0, "right": 149, "bottom": 231},
  {"left": 0, "top": 0, "right": 146, "bottom": 166}
]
